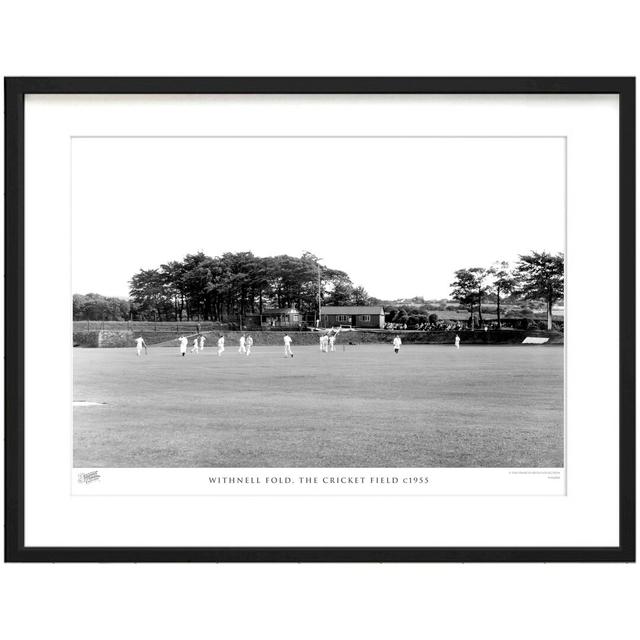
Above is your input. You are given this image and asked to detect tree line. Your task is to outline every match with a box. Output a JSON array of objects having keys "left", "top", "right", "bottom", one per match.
[
  {"left": 449, "top": 251, "right": 564, "bottom": 330},
  {"left": 73, "top": 292, "right": 130, "bottom": 322},
  {"left": 124, "top": 252, "right": 373, "bottom": 322},
  {"left": 73, "top": 250, "right": 564, "bottom": 331}
]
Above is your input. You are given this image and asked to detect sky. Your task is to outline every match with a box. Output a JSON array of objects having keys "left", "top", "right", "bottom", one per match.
[{"left": 72, "top": 136, "right": 565, "bottom": 300}]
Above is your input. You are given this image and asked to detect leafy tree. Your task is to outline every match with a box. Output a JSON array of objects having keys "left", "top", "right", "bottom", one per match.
[
  {"left": 352, "top": 285, "right": 370, "bottom": 306},
  {"left": 450, "top": 269, "right": 477, "bottom": 316},
  {"left": 161, "top": 260, "right": 188, "bottom": 320},
  {"left": 327, "top": 281, "right": 354, "bottom": 306},
  {"left": 393, "top": 309, "right": 409, "bottom": 325},
  {"left": 469, "top": 268, "right": 491, "bottom": 325},
  {"left": 384, "top": 307, "right": 398, "bottom": 323},
  {"left": 515, "top": 251, "right": 564, "bottom": 330},
  {"left": 182, "top": 252, "right": 214, "bottom": 320},
  {"left": 128, "top": 269, "right": 167, "bottom": 319},
  {"left": 488, "top": 261, "right": 517, "bottom": 329},
  {"left": 127, "top": 252, "right": 358, "bottom": 324},
  {"left": 450, "top": 268, "right": 490, "bottom": 326},
  {"left": 73, "top": 293, "right": 130, "bottom": 321},
  {"left": 73, "top": 294, "right": 84, "bottom": 319}
]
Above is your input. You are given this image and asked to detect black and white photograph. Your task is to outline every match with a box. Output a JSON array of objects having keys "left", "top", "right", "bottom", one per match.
[{"left": 72, "top": 135, "right": 565, "bottom": 473}]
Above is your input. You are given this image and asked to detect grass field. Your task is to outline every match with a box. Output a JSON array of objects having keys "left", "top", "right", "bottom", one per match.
[{"left": 73, "top": 344, "right": 564, "bottom": 468}]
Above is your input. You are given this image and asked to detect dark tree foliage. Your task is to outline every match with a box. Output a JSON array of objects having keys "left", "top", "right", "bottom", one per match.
[
  {"left": 449, "top": 253, "right": 563, "bottom": 331},
  {"left": 450, "top": 268, "right": 490, "bottom": 324},
  {"left": 126, "top": 252, "right": 370, "bottom": 321},
  {"left": 79, "top": 250, "right": 564, "bottom": 330},
  {"left": 73, "top": 293, "right": 130, "bottom": 321},
  {"left": 515, "top": 251, "right": 564, "bottom": 330},
  {"left": 450, "top": 269, "right": 477, "bottom": 314},
  {"left": 352, "top": 286, "right": 371, "bottom": 306},
  {"left": 488, "top": 261, "right": 517, "bottom": 329}
]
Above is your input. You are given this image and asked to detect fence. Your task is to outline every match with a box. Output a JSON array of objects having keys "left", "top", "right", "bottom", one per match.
[
  {"left": 73, "top": 319, "right": 309, "bottom": 333},
  {"left": 73, "top": 320, "right": 225, "bottom": 334}
]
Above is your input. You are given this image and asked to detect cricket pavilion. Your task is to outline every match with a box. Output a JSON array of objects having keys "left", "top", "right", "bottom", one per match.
[{"left": 319, "top": 306, "right": 385, "bottom": 329}]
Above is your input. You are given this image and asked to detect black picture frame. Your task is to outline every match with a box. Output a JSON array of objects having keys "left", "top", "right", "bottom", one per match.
[{"left": 4, "top": 77, "right": 635, "bottom": 563}]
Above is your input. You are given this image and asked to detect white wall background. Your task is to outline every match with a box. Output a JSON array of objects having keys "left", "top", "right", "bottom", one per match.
[{"left": 1, "top": 2, "right": 637, "bottom": 639}]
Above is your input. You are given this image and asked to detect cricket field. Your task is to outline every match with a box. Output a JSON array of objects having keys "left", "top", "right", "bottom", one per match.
[{"left": 73, "top": 344, "right": 564, "bottom": 468}]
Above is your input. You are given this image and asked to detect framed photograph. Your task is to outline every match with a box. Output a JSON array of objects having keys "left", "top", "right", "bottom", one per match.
[{"left": 5, "top": 77, "right": 635, "bottom": 562}]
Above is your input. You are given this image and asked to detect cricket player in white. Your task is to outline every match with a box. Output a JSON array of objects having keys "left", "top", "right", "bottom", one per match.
[
  {"left": 199, "top": 335, "right": 206, "bottom": 350},
  {"left": 135, "top": 336, "right": 147, "bottom": 357},
  {"left": 393, "top": 335, "right": 402, "bottom": 354},
  {"left": 191, "top": 337, "right": 199, "bottom": 353},
  {"left": 238, "top": 334, "right": 247, "bottom": 354},
  {"left": 217, "top": 336, "right": 225, "bottom": 356},
  {"left": 329, "top": 334, "right": 336, "bottom": 352},
  {"left": 283, "top": 333, "right": 293, "bottom": 357},
  {"left": 178, "top": 336, "right": 188, "bottom": 356},
  {"left": 246, "top": 335, "right": 253, "bottom": 356},
  {"left": 454, "top": 334, "right": 460, "bottom": 349}
]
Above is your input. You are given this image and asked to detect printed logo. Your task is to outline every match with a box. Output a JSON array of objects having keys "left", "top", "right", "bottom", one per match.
[{"left": 77, "top": 470, "right": 101, "bottom": 484}]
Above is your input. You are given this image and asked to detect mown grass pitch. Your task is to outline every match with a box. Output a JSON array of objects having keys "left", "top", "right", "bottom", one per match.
[{"left": 73, "top": 344, "right": 564, "bottom": 468}]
